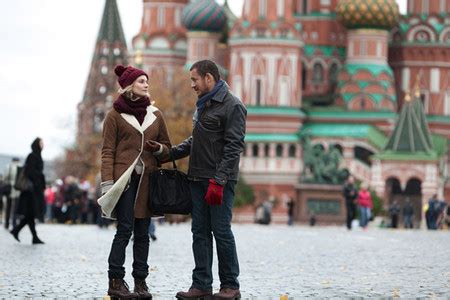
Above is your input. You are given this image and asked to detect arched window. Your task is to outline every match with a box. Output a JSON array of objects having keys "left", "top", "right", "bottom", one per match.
[
  {"left": 302, "top": 62, "right": 307, "bottom": 91},
  {"left": 313, "top": 63, "right": 324, "bottom": 83},
  {"left": 288, "top": 144, "right": 296, "bottom": 158},
  {"left": 276, "top": 144, "right": 283, "bottom": 157},
  {"left": 329, "top": 63, "right": 338, "bottom": 91},
  {"left": 264, "top": 144, "right": 270, "bottom": 157},
  {"left": 252, "top": 144, "right": 259, "bottom": 157}
]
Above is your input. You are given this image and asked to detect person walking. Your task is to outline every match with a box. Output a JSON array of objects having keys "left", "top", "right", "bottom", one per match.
[
  {"left": 97, "top": 64, "right": 171, "bottom": 299},
  {"left": 402, "top": 198, "right": 414, "bottom": 229},
  {"left": 150, "top": 60, "right": 246, "bottom": 299},
  {"left": 287, "top": 197, "right": 294, "bottom": 226},
  {"left": 342, "top": 176, "right": 358, "bottom": 230},
  {"left": 3, "top": 157, "right": 21, "bottom": 229},
  {"left": 10, "top": 138, "right": 46, "bottom": 244},
  {"left": 389, "top": 200, "right": 400, "bottom": 228},
  {"left": 357, "top": 182, "right": 373, "bottom": 230}
]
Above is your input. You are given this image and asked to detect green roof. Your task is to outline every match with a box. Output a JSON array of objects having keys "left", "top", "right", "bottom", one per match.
[
  {"left": 384, "top": 96, "right": 433, "bottom": 153},
  {"left": 304, "top": 45, "right": 346, "bottom": 57},
  {"left": 427, "top": 115, "right": 450, "bottom": 124},
  {"left": 245, "top": 133, "right": 299, "bottom": 143},
  {"left": 306, "top": 109, "right": 396, "bottom": 120},
  {"left": 247, "top": 106, "right": 305, "bottom": 117},
  {"left": 375, "top": 151, "right": 439, "bottom": 161},
  {"left": 97, "top": 0, "right": 126, "bottom": 43},
  {"left": 299, "top": 123, "right": 387, "bottom": 149}
]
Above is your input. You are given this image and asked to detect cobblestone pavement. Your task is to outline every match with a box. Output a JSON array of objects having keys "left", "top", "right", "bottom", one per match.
[{"left": 0, "top": 223, "right": 449, "bottom": 299}]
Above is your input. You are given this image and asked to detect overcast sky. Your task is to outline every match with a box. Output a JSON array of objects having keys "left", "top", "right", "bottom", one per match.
[{"left": 0, "top": 0, "right": 406, "bottom": 160}]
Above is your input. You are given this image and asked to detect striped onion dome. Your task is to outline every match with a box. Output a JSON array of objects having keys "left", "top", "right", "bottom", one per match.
[
  {"left": 336, "top": 0, "right": 399, "bottom": 30},
  {"left": 182, "top": 0, "right": 227, "bottom": 32}
]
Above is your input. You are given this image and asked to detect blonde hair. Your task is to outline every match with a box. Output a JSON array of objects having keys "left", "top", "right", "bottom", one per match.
[{"left": 118, "top": 84, "right": 154, "bottom": 104}]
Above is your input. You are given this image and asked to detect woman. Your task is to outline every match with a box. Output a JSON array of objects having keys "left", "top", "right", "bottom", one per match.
[
  {"left": 10, "top": 137, "right": 46, "bottom": 244},
  {"left": 357, "top": 182, "right": 373, "bottom": 230},
  {"left": 97, "top": 65, "right": 171, "bottom": 299}
]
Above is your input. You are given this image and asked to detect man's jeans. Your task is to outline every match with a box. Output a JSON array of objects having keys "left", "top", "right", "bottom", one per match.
[
  {"left": 190, "top": 180, "right": 240, "bottom": 291},
  {"left": 108, "top": 176, "right": 150, "bottom": 280}
]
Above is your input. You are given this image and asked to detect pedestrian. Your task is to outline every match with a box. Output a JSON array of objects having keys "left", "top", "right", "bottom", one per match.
[
  {"left": 357, "top": 182, "right": 373, "bottom": 230},
  {"left": 44, "top": 184, "right": 56, "bottom": 222},
  {"left": 10, "top": 138, "right": 46, "bottom": 244},
  {"left": 97, "top": 64, "right": 171, "bottom": 299},
  {"left": 402, "top": 198, "right": 414, "bottom": 229},
  {"left": 342, "top": 175, "right": 358, "bottom": 230},
  {"left": 287, "top": 197, "right": 294, "bottom": 226},
  {"left": 389, "top": 200, "right": 400, "bottom": 228},
  {"left": 427, "top": 194, "right": 439, "bottom": 230},
  {"left": 150, "top": 60, "right": 246, "bottom": 299},
  {"left": 3, "top": 157, "right": 21, "bottom": 229}
]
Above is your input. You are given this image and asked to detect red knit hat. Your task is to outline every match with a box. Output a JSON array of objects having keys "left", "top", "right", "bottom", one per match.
[{"left": 114, "top": 65, "right": 148, "bottom": 88}]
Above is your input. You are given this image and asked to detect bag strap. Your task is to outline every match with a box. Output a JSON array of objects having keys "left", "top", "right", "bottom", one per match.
[{"left": 169, "top": 148, "right": 177, "bottom": 169}]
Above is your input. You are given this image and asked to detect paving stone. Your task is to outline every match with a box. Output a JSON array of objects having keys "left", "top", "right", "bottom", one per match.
[{"left": 0, "top": 224, "right": 449, "bottom": 298}]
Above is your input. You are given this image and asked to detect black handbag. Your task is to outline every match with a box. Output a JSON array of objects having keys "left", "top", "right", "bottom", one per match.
[
  {"left": 149, "top": 157, "right": 192, "bottom": 215},
  {"left": 14, "top": 168, "right": 33, "bottom": 192}
]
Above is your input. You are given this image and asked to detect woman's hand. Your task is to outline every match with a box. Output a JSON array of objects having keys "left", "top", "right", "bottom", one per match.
[{"left": 145, "top": 140, "right": 162, "bottom": 154}]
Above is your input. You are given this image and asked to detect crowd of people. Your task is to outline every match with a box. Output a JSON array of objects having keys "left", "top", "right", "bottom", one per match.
[{"left": 343, "top": 176, "right": 450, "bottom": 230}]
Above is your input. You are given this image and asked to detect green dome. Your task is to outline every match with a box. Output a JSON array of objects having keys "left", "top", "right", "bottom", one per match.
[
  {"left": 182, "top": 0, "right": 227, "bottom": 32},
  {"left": 336, "top": 0, "right": 399, "bottom": 30}
]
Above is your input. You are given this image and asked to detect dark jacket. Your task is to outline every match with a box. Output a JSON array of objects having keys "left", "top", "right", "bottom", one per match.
[
  {"left": 16, "top": 138, "right": 46, "bottom": 219},
  {"left": 343, "top": 183, "right": 358, "bottom": 206},
  {"left": 172, "top": 82, "right": 247, "bottom": 185}
]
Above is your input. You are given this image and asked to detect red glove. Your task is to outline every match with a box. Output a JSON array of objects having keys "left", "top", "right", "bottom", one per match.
[{"left": 204, "top": 179, "right": 224, "bottom": 206}]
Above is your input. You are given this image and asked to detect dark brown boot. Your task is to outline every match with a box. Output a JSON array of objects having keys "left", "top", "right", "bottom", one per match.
[
  {"left": 134, "top": 278, "right": 152, "bottom": 299},
  {"left": 108, "top": 278, "right": 136, "bottom": 299},
  {"left": 176, "top": 287, "right": 213, "bottom": 299},
  {"left": 213, "top": 288, "right": 241, "bottom": 300}
]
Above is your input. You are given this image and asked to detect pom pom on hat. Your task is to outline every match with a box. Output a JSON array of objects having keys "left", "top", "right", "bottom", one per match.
[
  {"left": 114, "top": 65, "right": 148, "bottom": 88},
  {"left": 114, "top": 65, "right": 127, "bottom": 77}
]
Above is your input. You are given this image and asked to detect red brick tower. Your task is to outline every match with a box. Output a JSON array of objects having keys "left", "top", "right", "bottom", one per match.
[
  {"left": 131, "top": 0, "right": 188, "bottom": 83},
  {"left": 77, "top": 0, "right": 128, "bottom": 140}
]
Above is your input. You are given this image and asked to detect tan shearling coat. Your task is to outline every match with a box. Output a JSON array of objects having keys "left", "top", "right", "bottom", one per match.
[{"left": 97, "top": 105, "right": 170, "bottom": 219}]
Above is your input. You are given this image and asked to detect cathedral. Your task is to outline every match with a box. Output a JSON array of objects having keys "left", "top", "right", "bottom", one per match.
[{"left": 78, "top": 0, "right": 450, "bottom": 224}]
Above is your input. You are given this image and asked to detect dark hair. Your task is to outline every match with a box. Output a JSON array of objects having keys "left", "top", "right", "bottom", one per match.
[{"left": 190, "top": 60, "right": 220, "bottom": 82}]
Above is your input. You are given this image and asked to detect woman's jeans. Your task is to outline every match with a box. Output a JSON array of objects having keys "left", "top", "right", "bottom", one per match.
[
  {"left": 108, "top": 176, "right": 150, "bottom": 280},
  {"left": 359, "top": 206, "right": 371, "bottom": 228},
  {"left": 190, "top": 180, "right": 240, "bottom": 291}
]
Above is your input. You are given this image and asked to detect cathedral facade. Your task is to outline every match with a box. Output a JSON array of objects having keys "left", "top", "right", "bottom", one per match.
[{"left": 79, "top": 0, "right": 450, "bottom": 223}]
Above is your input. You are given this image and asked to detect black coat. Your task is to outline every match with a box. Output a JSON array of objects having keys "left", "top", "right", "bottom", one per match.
[
  {"left": 16, "top": 138, "right": 46, "bottom": 219},
  {"left": 172, "top": 82, "right": 247, "bottom": 185}
]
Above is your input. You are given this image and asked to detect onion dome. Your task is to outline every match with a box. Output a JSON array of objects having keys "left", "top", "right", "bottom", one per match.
[
  {"left": 336, "top": 0, "right": 400, "bottom": 30},
  {"left": 182, "top": 0, "right": 227, "bottom": 32}
]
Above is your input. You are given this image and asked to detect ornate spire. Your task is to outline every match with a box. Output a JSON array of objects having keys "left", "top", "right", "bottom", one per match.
[
  {"left": 97, "top": 0, "right": 126, "bottom": 43},
  {"left": 78, "top": 0, "right": 128, "bottom": 138},
  {"left": 384, "top": 85, "right": 433, "bottom": 153}
]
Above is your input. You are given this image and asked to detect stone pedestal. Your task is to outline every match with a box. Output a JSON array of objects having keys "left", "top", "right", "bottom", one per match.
[{"left": 295, "top": 183, "right": 346, "bottom": 224}]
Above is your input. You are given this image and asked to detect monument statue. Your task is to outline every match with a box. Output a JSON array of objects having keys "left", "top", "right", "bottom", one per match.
[{"left": 301, "top": 135, "right": 349, "bottom": 184}]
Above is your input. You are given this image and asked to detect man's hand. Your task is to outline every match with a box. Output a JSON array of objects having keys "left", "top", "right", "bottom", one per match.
[
  {"left": 204, "top": 179, "right": 224, "bottom": 205},
  {"left": 145, "top": 140, "right": 162, "bottom": 154}
]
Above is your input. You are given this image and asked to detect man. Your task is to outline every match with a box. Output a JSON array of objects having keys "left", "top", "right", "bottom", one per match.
[
  {"left": 3, "top": 158, "right": 21, "bottom": 230},
  {"left": 402, "top": 198, "right": 414, "bottom": 229},
  {"left": 147, "top": 60, "right": 246, "bottom": 299},
  {"left": 389, "top": 200, "right": 400, "bottom": 228},
  {"left": 342, "top": 176, "right": 358, "bottom": 230}
]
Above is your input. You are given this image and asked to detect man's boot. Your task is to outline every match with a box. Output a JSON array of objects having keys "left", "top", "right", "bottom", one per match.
[
  {"left": 176, "top": 287, "right": 213, "bottom": 299},
  {"left": 213, "top": 288, "right": 241, "bottom": 300},
  {"left": 134, "top": 278, "right": 152, "bottom": 299},
  {"left": 108, "top": 278, "right": 136, "bottom": 299}
]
